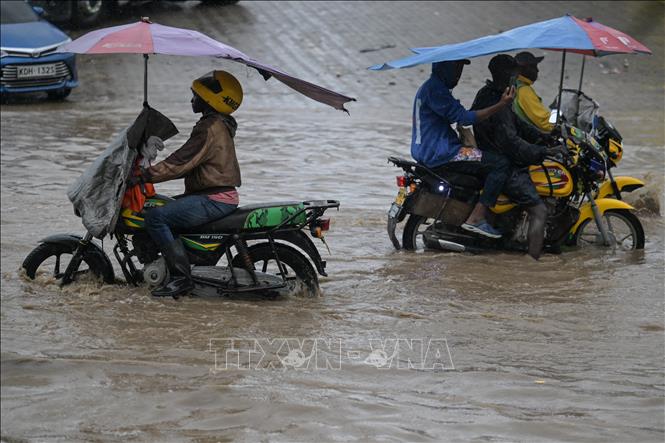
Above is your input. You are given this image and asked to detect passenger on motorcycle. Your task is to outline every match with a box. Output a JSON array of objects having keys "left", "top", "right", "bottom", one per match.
[
  {"left": 410, "top": 59, "right": 516, "bottom": 239},
  {"left": 471, "top": 54, "right": 561, "bottom": 259},
  {"left": 130, "top": 70, "right": 243, "bottom": 297},
  {"left": 513, "top": 51, "right": 554, "bottom": 133}
]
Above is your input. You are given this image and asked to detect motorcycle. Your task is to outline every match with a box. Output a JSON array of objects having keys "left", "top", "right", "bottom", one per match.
[
  {"left": 23, "top": 197, "right": 339, "bottom": 297},
  {"left": 22, "top": 108, "right": 340, "bottom": 298},
  {"left": 387, "top": 122, "right": 645, "bottom": 254}
]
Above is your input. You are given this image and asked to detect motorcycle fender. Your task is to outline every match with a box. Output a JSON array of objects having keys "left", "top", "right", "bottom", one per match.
[
  {"left": 597, "top": 176, "right": 645, "bottom": 199},
  {"left": 570, "top": 199, "right": 636, "bottom": 234},
  {"left": 39, "top": 234, "right": 115, "bottom": 278},
  {"left": 273, "top": 230, "right": 328, "bottom": 277},
  {"left": 387, "top": 209, "right": 401, "bottom": 249}
]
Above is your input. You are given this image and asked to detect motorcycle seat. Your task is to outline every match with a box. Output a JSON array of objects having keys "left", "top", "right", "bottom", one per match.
[
  {"left": 434, "top": 167, "right": 483, "bottom": 190},
  {"left": 187, "top": 201, "right": 304, "bottom": 233}
]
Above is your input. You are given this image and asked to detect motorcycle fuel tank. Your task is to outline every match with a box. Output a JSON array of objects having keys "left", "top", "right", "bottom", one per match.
[{"left": 529, "top": 161, "right": 573, "bottom": 197}]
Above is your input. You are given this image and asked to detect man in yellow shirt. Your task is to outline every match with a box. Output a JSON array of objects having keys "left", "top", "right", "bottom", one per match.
[{"left": 513, "top": 51, "right": 554, "bottom": 133}]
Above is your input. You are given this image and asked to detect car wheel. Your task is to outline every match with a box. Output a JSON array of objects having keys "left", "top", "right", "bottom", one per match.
[
  {"left": 47, "top": 88, "right": 72, "bottom": 101},
  {"left": 201, "top": 0, "right": 239, "bottom": 5},
  {"left": 70, "top": 0, "right": 106, "bottom": 28}
]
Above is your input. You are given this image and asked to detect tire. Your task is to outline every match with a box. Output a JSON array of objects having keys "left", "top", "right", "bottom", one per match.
[
  {"left": 402, "top": 214, "right": 430, "bottom": 251},
  {"left": 47, "top": 88, "right": 71, "bottom": 101},
  {"left": 573, "top": 209, "right": 645, "bottom": 250},
  {"left": 232, "top": 243, "right": 319, "bottom": 296},
  {"left": 201, "top": 0, "right": 239, "bottom": 4},
  {"left": 70, "top": 0, "right": 106, "bottom": 28},
  {"left": 22, "top": 242, "right": 115, "bottom": 284}
]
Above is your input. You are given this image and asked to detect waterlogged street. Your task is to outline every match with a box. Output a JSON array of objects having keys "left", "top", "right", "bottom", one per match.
[{"left": 1, "top": 1, "right": 664, "bottom": 441}]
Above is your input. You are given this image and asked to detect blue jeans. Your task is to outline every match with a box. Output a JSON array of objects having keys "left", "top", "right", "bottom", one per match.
[{"left": 144, "top": 194, "right": 237, "bottom": 246}]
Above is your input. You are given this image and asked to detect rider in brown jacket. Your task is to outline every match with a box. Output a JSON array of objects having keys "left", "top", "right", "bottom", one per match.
[
  {"left": 134, "top": 70, "right": 243, "bottom": 298},
  {"left": 145, "top": 110, "right": 241, "bottom": 193}
]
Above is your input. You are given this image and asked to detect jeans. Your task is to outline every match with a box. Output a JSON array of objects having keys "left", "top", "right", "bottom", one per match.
[
  {"left": 144, "top": 194, "right": 238, "bottom": 246},
  {"left": 437, "top": 150, "right": 511, "bottom": 207},
  {"left": 502, "top": 168, "right": 541, "bottom": 207}
]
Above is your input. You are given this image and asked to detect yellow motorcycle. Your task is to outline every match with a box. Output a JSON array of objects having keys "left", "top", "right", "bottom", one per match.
[{"left": 387, "top": 122, "right": 644, "bottom": 253}]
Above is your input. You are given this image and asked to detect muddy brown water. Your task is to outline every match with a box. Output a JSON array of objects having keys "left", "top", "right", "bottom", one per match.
[{"left": 2, "top": 1, "right": 664, "bottom": 442}]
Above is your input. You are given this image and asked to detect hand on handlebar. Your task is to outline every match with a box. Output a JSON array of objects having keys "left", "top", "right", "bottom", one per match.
[
  {"left": 549, "top": 124, "right": 562, "bottom": 138},
  {"left": 545, "top": 144, "right": 568, "bottom": 158}
]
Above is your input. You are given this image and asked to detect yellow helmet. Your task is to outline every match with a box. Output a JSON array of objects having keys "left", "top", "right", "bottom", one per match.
[{"left": 191, "top": 70, "right": 243, "bottom": 115}]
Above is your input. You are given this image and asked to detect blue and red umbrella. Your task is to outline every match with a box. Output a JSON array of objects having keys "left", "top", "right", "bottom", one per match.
[
  {"left": 369, "top": 15, "right": 651, "bottom": 71},
  {"left": 368, "top": 14, "right": 651, "bottom": 124}
]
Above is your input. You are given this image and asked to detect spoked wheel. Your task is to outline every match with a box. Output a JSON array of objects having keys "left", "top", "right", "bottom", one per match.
[
  {"left": 22, "top": 242, "right": 114, "bottom": 285},
  {"left": 574, "top": 209, "right": 645, "bottom": 250},
  {"left": 232, "top": 243, "right": 319, "bottom": 296},
  {"left": 402, "top": 215, "right": 432, "bottom": 251}
]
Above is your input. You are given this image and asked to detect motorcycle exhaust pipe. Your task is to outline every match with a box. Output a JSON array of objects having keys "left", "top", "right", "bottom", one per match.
[{"left": 437, "top": 239, "right": 466, "bottom": 252}]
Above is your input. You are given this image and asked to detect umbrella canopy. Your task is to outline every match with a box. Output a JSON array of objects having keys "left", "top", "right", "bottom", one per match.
[
  {"left": 57, "top": 19, "right": 355, "bottom": 112},
  {"left": 369, "top": 15, "right": 651, "bottom": 71}
]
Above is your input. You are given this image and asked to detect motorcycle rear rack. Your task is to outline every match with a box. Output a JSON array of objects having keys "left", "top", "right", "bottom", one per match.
[
  {"left": 387, "top": 156, "right": 471, "bottom": 195},
  {"left": 265, "top": 199, "right": 340, "bottom": 234}
]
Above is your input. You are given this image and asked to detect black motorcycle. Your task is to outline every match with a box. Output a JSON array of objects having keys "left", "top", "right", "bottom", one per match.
[{"left": 23, "top": 197, "right": 339, "bottom": 297}]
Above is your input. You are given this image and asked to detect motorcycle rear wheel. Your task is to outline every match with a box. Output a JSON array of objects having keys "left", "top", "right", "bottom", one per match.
[
  {"left": 22, "top": 242, "right": 114, "bottom": 284},
  {"left": 232, "top": 243, "right": 319, "bottom": 296},
  {"left": 574, "top": 209, "right": 645, "bottom": 250},
  {"left": 402, "top": 214, "right": 431, "bottom": 251}
]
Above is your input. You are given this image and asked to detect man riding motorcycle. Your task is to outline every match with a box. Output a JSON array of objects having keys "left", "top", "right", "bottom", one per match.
[
  {"left": 513, "top": 51, "right": 554, "bottom": 134},
  {"left": 471, "top": 54, "right": 562, "bottom": 260},
  {"left": 411, "top": 59, "right": 516, "bottom": 239},
  {"left": 130, "top": 70, "right": 243, "bottom": 297}
]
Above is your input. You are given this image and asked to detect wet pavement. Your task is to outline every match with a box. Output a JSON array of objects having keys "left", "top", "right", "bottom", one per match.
[{"left": 1, "top": 1, "right": 664, "bottom": 442}]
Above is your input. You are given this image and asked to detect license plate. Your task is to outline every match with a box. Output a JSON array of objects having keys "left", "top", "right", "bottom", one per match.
[
  {"left": 16, "top": 64, "right": 57, "bottom": 79},
  {"left": 388, "top": 202, "right": 401, "bottom": 218},
  {"left": 394, "top": 188, "right": 406, "bottom": 206}
]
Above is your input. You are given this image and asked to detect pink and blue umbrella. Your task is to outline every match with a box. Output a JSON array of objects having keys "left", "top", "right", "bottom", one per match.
[{"left": 57, "top": 18, "right": 355, "bottom": 111}]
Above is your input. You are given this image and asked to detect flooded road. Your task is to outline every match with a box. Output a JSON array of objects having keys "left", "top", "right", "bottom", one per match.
[{"left": 2, "top": 1, "right": 664, "bottom": 441}]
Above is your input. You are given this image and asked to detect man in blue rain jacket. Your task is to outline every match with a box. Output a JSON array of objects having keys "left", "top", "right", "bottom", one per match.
[{"left": 411, "top": 60, "right": 515, "bottom": 238}]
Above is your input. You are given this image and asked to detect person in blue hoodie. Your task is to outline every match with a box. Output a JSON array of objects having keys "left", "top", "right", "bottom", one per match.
[{"left": 411, "top": 59, "right": 515, "bottom": 238}]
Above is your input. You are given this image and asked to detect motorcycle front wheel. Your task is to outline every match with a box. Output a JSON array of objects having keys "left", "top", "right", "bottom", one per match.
[
  {"left": 402, "top": 214, "right": 432, "bottom": 251},
  {"left": 574, "top": 209, "right": 645, "bottom": 250},
  {"left": 232, "top": 243, "right": 319, "bottom": 296},
  {"left": 22, "top": 242, "right": 115, "bottom": 284}
]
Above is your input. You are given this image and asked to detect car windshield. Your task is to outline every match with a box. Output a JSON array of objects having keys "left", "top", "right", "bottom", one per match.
[{"left": 1, "top": 1, "right": 38, "bottom": 25}]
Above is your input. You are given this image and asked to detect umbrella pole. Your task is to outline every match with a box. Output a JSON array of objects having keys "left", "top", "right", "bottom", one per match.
[
  {"left": 577, "top": 55, "right": 586, "bottom": 92},
  {"left": 555, "top": 49, "right": 567, "bottom": 125},
  {"left": 143, "top": 53, "right": 149, "bottom": 106},
  {"left": 573, "top": 55, "right": 586, "bottom": 124}
]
